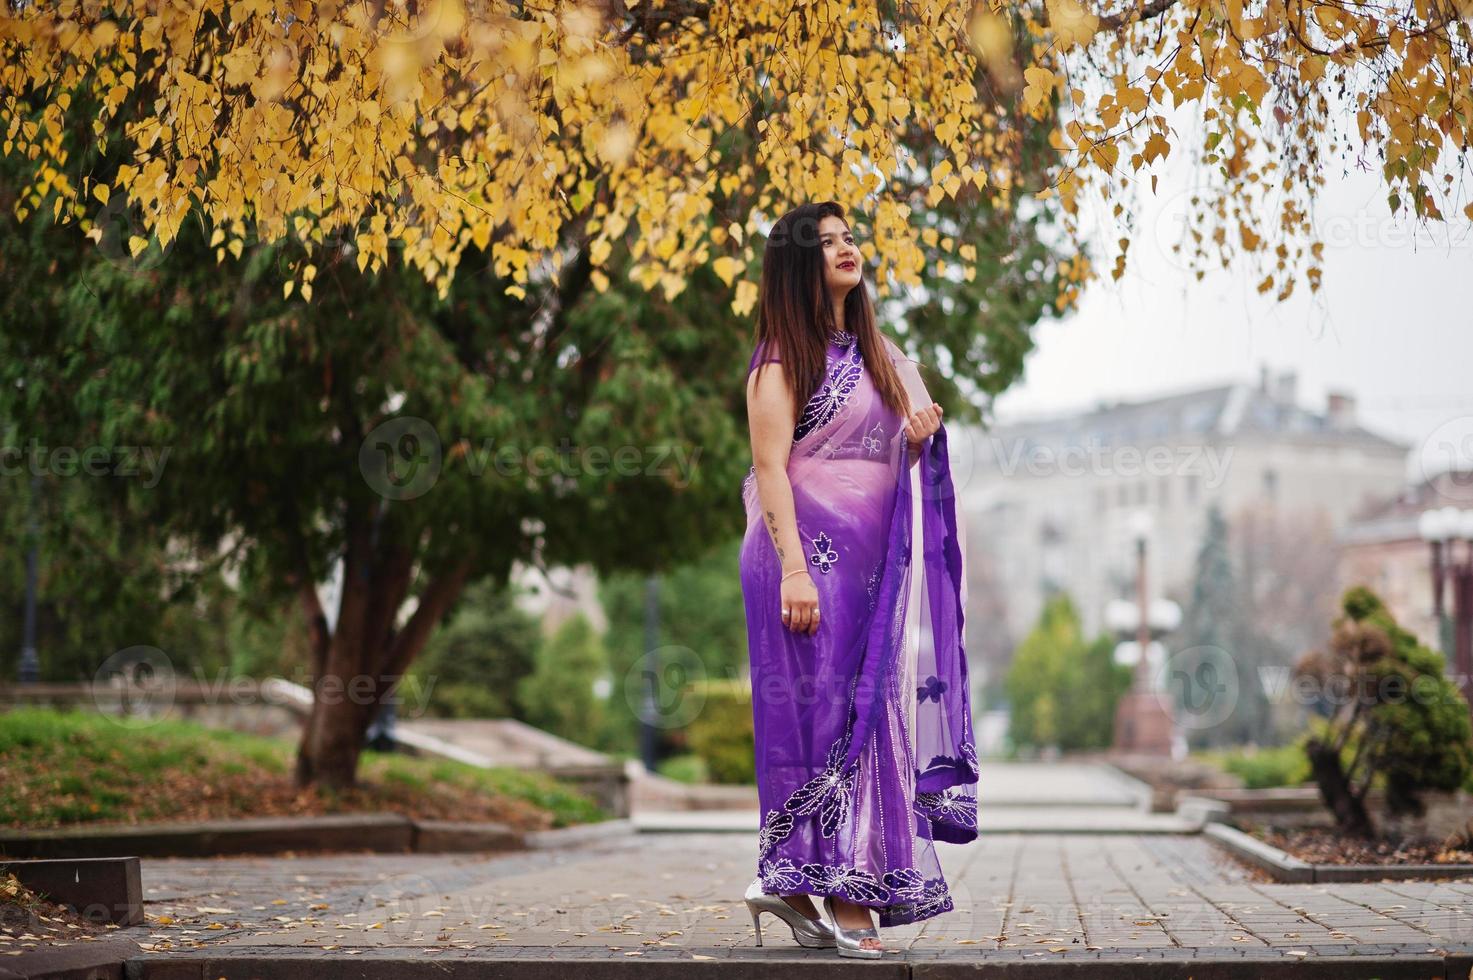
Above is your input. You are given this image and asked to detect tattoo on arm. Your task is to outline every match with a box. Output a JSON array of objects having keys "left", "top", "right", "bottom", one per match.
[{"left": 764, "top": 509, "right": 784, "bottom": 561}]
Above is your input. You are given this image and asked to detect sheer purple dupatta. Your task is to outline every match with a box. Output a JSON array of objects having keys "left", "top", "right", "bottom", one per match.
[{"left": 848, "top": 342, "right": 979, "bottom": 845}]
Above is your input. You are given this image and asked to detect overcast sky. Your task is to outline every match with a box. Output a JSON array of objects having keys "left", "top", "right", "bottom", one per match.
[{"left": 989, "top": 140, "right": 1473, "bottom": 488}]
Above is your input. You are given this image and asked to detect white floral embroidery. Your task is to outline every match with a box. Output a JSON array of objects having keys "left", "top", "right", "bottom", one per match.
[
  {"left": 757, "top": 809, "right": 793, "bottom": 853},
  {"left": 882, "top": 869, "right": 953, "bottom": 920},
  {"left": 916, "top": 787, "right": 978, "bottom": 829},
  {"left": 808, "top": 531, "right": 839, "bottom": 575},
  {"left": 758, "top": 855, "right": 804, "bottom": 892},
  {"left": 862, "top": 422, "right": 885, "bottom": 457},
  {"left": 864, "top": 564, "right": 882, "bottom": 608},
  {"left": 799, "top": 863, "right": 890, "bottom": 903},
  {"left": 794, "top": 348, "right": 863, "bottom": 441},
  {"left": 784, "top": 736, "right": 854, "bottom": 837},
  {"left": 756, "top": 731, "right": 959, "bottom": 925}
]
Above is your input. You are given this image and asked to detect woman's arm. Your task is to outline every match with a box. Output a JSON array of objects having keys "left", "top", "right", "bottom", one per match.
[{"left": 746, "top": 360, "right": 808, "bottom": 575}]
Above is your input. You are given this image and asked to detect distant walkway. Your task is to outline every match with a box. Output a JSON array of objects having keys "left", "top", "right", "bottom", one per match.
[
  {"left": 634, "top": 760, "right": 1202, "bottom": 832},
  {"left": 114, "top": 827, "right": 1473, "bottom": 973}
]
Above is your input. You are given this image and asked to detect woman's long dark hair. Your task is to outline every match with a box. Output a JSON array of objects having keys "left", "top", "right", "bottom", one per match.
[{"left": 750, "top": 201, "right": 909, "bottom": 421}]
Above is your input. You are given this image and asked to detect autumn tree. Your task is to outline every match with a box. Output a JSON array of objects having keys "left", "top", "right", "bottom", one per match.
[
  {"left": 0, "top": 5, "right": 1067, "bottom": 787},
  {"left": 4, "top": 1, "right": 1470, "bottom": 308}
]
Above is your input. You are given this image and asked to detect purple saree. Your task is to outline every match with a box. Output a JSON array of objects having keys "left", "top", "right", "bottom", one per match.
[{"left": 739, "top": 328, "right": 979, "bottom": 928}]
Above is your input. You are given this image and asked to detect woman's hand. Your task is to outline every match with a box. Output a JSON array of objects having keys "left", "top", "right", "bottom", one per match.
[
  {"left": 904, "top": 402, "right": 943, "bottom": 458},
  {"left": 780, "top": 569, "right": 821, "bottom": 635}
]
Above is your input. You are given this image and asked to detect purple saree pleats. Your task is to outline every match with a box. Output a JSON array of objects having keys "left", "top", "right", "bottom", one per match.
[{"left": 740, "top": 332, "right": 979, "bottom": 928}]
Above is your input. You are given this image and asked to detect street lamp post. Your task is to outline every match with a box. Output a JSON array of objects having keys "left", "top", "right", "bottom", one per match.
[
  {"left": 1418, "top": 507, "right": 1473, "bottom": 711},
  {"left": 1110, "top": 509, "right": 1178, "bottom": 756},
  {"left": 640, "top": 574, "right": 661, "bottom": 773},
  {"left": 18, "top": 472, "right": 41, "bottom": 684}
]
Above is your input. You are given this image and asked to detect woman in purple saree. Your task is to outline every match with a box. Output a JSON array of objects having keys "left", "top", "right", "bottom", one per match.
[{"left": 739, "top": 202, "right": 979, "bottom": 954}]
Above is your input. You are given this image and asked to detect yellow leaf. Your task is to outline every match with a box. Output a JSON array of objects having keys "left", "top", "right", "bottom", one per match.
[
  {"left": 93, "top": 183, "right": 110, "bottom": 205},
  {"left": 1022, "top": 65, "right": 1056, "bottom": 114},
  {"left": 712, "top": 255, "right": 742, "bottom": 286},
  {"left": 1143, "top": 132, "right": 1170, "bottom": 164},
  {"left": 1046, "top": 0, "right": 1099, "bottom": 48},
  {"left": 283, "top": 279, "right": 295, "bottom": 299},
  {"left": 128, "top": 235, "right": 147, "bottom": 257}
]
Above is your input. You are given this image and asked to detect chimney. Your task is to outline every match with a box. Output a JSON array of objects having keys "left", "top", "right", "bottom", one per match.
[
  {"left": 1272, "top": 369, "right": 1297, "bottom": 406},
  {"left": 1327, "top": 390, "right": 1357, "bottom": 430}
]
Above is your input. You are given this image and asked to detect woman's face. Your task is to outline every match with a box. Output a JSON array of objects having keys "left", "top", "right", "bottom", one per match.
[{"left": 818, "top": 214, "right": 861, "bottom": 297}]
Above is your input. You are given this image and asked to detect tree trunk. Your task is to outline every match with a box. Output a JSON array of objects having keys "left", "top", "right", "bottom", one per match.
[
  {"left": 1306, "top": 735, "right": 1376, "bottom": 838},
  {"left": 296, "top": 675, "right": 377, "bottom": 789},
  {"left": 292, "top": 546, "right": 475, "bottom": 791}
]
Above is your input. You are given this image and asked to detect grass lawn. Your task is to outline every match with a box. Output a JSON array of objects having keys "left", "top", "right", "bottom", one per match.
[{"left": 0, "top": 708, "right": 609, "bottom": 831}]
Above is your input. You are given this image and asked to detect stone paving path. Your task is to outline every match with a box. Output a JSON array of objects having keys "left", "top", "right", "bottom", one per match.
[
  {"left": 122, "top": 829, "right": 1473, "bottom": 966},
  {"left": 634, "top": 760, "right": 1198, "bottom": 833}
]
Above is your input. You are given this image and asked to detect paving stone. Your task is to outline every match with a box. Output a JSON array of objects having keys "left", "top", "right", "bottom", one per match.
[{"left": 13, "top": 829, "right": 1473, "bottom": 977}]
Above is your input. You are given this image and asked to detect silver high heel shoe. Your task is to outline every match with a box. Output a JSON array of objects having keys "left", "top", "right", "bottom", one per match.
[
  {"left": 822, "top": 894, "right": 884, "bottom": 959},
  {"left": 743, "top": 878, "right": 836, "bottom": 948}
]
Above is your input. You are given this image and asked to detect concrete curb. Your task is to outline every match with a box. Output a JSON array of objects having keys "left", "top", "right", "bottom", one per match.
[
  {"left": 523, "top": 818, "right": 636, "bottom": 849},
  {"left": 0, "top": 814, "right": 629, "bottom": 861},
  {"left": 0, "top": 935, "right": 139, "bottom": 980},
  {"left": 0, "top": 857, "right": 142, "bottom": 926},
  {"left": 1204, "top": 822, "right": 1314, "bottom": 882},
  {"left": 114, "top": 948, "right": 1473, "bottom": 979},
  {"left": 1205, "top": 821, "right": 1473, "bottom": 882},
  {"left": 1095, "top": 762, "right": 1157, "bottom": 811}
]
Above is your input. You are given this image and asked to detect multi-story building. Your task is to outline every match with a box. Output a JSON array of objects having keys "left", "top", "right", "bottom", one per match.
[{"left": 956, "top": 364, "right": 1411, "bottom": 690}]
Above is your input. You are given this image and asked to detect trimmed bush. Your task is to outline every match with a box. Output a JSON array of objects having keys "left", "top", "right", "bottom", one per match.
[{"left": 683, "top": 677, "right": 755, "bottom": 784}]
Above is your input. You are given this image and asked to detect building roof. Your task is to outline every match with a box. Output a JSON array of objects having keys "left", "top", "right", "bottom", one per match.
[{"left": 969, "top": 366, "right": 1408, "bottom": 463}]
